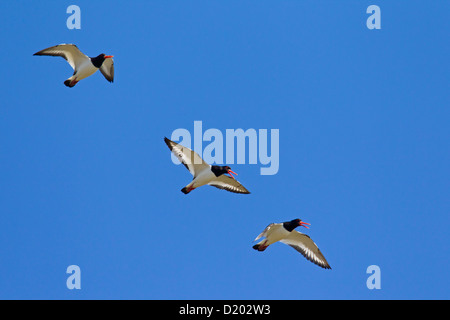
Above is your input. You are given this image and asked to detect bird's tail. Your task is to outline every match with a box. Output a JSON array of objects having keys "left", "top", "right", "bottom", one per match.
[
  {"left": 252, "top": 243, "right": 268, "bottom": 252},
  {"left": 181, "top": 186, "right": 195, "bottom": 194},
  {"left": 64, "top": 79, "right": 77, "bottom": 88},
  {"left": 181, "top": 187, "right": 190, "bottom": 194},
  {"left": 181, "top": 182, "right": 196, "bottom": 194}
]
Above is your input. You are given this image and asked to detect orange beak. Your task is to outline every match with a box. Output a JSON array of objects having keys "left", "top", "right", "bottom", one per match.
[
  {"left": 299, "top": 221, "right": 310, "bottom": 229},
  {"left": 104, "top": 55, "right": 114, "bottom": 59},
  {"left": 228, "top": 170, "right": 238, "bottom": 180}
]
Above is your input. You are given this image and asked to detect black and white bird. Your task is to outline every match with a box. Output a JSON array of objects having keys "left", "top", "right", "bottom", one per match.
[
  {"left": 33, "top": 44, "right": 114, "bottom": 87},
  {"left": 253, "top": 219, "right": 331, "bottom": 269},
  {"left": 164, "top": 137, "right": 250, "bottom": 194}
]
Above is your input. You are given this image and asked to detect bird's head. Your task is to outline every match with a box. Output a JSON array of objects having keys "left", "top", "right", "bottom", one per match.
[
  {"left": 284, "top": 219, "right": 310, "bottom": 231},
  {"left": 91, "top": 54, "right": 114, "bottom": 68},
  {"left": 211, "top": 165, "right": 238, "bottom": 179}
]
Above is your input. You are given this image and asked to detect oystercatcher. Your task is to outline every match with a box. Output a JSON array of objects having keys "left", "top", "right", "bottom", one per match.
[
  {"left": 253, "top": 219, "right": 331, "bottom": 269},
  {"left": 164, "top": 137, "right": 250, "bottom": 194},
  {"left": 34, "top": 44, "right": 114, "bottom": 87}
]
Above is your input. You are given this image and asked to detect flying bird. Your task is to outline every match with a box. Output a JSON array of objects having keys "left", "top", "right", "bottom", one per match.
[
  {"left": 33, "top": 44, "right": 114, "bottom": 87},
  {"left": 253, "top": 219, "right": 331, "bottom": 269},
  {"left": 164, "top": 137, "right": 250, "bottom": 194}
]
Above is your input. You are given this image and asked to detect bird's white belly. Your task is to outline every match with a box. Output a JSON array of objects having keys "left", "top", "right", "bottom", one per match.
[
  {"left": 266, "top": 226, "right": 291, "bottom": 245},
  {"left": 75, "top": 61, "right": 98, "bottom": 80},
  {"left": 192, "top": 169, "right": 216, "bottom": 188}
]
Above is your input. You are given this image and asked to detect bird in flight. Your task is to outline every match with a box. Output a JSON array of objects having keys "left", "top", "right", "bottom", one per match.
[
  {"left": 164, "top": 137, "right": 250, "bottom": 194},
  {"left": 253, "top": 219, "right": 331, "bottom": 269},
  {"left": 34, "top": 44, "right": 114, "bottom": 87}
]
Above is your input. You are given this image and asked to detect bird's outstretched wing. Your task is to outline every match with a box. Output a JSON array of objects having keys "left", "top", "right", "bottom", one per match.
[
  {"left": 33, "top": 44, "right": 88, "bottom": 71},
  {"left": 100, "top": 58, "right": 114, "bottom": 82},
  {"left": 280, "top": 231, "right": 331, "bottom": 269},
  {"left": 164, "top": 137, "right": 209, "bottom": 178},
  {"left": 208, "top": 175, "right": 251, "bottom": 194}
]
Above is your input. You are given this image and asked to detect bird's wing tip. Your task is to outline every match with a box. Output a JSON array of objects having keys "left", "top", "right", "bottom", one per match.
[{"left": 164, "top": 137, "right": 174, "bottom": 150}]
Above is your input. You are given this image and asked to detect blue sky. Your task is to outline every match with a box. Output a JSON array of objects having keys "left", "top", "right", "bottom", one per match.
[{"left": 0, "top": 1, "right": 449, "bottom": 299}]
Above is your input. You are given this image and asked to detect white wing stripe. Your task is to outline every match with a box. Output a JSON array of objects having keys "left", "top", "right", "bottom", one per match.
[
  {"left": 207, "top": 175, "right": 250, "bottom": 194},
  {"left": 164, "top": 138, "right": 210, "bottom": 177},
  {"left": 280, "top": 232, "right": 331, "bottom": 269}
]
